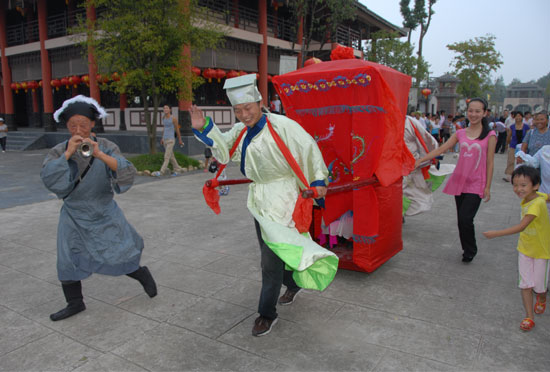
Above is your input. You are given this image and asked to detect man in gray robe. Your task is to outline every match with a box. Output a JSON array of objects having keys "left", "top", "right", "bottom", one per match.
[{"left": 41, "top": 95, "right": 157, "bottom": 321}]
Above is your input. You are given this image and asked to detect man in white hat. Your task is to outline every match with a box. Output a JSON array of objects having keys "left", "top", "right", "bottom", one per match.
[
  {"left": 41, "top": 95, "right": 157, "bottom": 321},
  {"left": 190, "top": 74, "right": 338, "bottom": 337}
]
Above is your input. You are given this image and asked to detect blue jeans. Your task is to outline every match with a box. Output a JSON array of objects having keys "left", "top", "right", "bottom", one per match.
[{"left": 254, "top": 219, "right": 300, "bottom": 320}]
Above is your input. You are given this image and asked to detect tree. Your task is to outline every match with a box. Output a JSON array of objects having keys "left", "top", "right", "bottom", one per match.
[
  {"left": 447, "top": 34, "right": 503, "bottom": 98},
  {"left": 415, "top": 0, "right": 436, "bottom": 84},
  {"left": 399, "top": 0, "right": 425, "bottom": 44},
  {"left": 488, "top": 75, "right": 506, "bottom": 104},
  {"left": 74, "top": 0, "right": 224, "bottom": 153},
  {"left": 289, "top": 0, "right": 356, "bottom": 65},
  {"left": 364, "top": 30, "right": 429, "bottom": 83}
]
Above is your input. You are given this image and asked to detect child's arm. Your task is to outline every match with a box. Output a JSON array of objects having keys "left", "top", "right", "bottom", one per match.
[{"left": 483, "top": 214, "right": 536, "bottom": 239}]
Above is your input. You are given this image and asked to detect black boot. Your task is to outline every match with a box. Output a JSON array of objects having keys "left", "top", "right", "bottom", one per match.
[
  {"left": 50, "top": 281, "right": 86, "bottom": 321},
  {"left": 127, "top": 266, "right": 157, "bottom": 298}
]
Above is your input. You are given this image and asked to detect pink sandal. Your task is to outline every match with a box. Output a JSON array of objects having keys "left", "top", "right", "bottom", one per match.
[
  {"left": 520, "top": 318, "right": 535, "bottom": 331},
  {"left": 535, "top": 294, "right": 546, "bottom": 315}
]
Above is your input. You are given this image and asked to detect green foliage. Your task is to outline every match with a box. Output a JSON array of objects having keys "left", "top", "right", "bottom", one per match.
[
  {"left": 72, "top": 0, "right": 225, "bottom": 153},
  {"left": 364, "top": 30, "right": 429, "bottom": 83},
  {"left": 289, "top": 0, "right": 356, "bottom": 64},
  {"left": 447, "top": 34, "right": 503, "bottom": 98},
  {"left": 128, "top": 153, "right": 200, "bottom": 172},
  {"left": 486, "top": 75, "right": 506, "bottom": 104},
  {"left": 399, "top": 0, "right": 426, "bottom": 44}
]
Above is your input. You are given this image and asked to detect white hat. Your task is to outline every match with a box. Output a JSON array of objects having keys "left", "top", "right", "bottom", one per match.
[
  {"left": 53, "top": 95, "right": 108, "bottom": 123},
  {"left": 223, "top": 74, "right": 262, "bottom": 106}
]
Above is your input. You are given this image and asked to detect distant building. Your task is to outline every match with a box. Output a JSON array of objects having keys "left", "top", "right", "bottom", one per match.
[
  {"left": 503, "top": 83, "right": 545, "bottom": 114},
  {"left": 0, "top": 0, "right": 405, "bottom": 132},
  {"left": 435, "top": 74, "right": 460, "bottom": 116}
]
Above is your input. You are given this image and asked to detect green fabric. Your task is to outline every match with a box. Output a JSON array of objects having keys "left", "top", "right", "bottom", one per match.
[
  {"left": 402, "top": 196, "right": 411, "bottom": 215},
  {"left": 265, "top": 240, "right": 339, "bottom": 291},
  {"left": 427, "top": 173, "right": 447, "bottom": 192}
]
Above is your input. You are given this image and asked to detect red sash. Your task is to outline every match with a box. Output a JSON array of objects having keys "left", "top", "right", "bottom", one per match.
[
  {"left": 202, "top": 127, "right": 247, "bottom": 214},
  {"left": 266, "top": 118, "right": 319, "bottom": 233}
]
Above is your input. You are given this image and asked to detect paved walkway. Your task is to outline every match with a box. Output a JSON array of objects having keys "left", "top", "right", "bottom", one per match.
[{"left": 0, "top": 150, "right": 549, "bottom": 371}]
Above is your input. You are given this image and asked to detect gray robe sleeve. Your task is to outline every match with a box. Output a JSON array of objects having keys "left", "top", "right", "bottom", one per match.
[
  {"left": 41, "top": 143, "right": 79, "bottom": 199},
  {"left": 98, "top": 138, "right": 136, "bottom": 194}
]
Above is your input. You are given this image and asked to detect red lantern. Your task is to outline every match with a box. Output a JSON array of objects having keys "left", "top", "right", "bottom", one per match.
[
  {"left": 60, "top": 77, "right": 70, "bottom": 89},
  {"left": 10, "top": 82, "right": 19, "bottom": 93},
  {"left": 238, "top": 70, "right": 246, "bottom": 76},
  {"left": 97, "top": 74, "right": 109, "bottom": 84},
  {"left": 38, "top": 80, "right": 43, "bottom": 88},
  {"left": 111, "top": 72, "right": 121, "bottom": 82},
  {"left": 271, "top": 0, "right": 284, "bottom": 10},
  {"left": 226, "top": 70, "right": 239, "bottom": 79},
  {"left": 202, "top": 68, "right": 216, "bottom": 83},
  {"left": 304, "top": 57, "right": 322, "bottom": 67},
  {"left": 68, "top": 75, "right": 81, "bottom": 88},
  {"left": 421, "top": 88, "right": 431, "bottom": 98},
  {"left": 214, "top": 68, "right": 226, "bottom": 83},
  {"left": 81, "top": 75, "right": 90, "bottom": 86},
  {"left": 191, "top": 67, "right": 201, "bottom": 77},
  {"left": 21, "top": 82, "right": 29, "bottom": 92},
  {"left": 28, "top": 80, "right": 39, "bottom": 92},
  {"left": 51, "top": 79, "right": 61, "bottom": 91}
]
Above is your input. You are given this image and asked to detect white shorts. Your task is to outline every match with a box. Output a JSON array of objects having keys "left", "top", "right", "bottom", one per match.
[{"left": 518, "top": 252, "right": 550, "bottom": 293}]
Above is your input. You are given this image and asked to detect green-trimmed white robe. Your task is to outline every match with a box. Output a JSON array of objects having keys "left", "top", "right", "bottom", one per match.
[{"left": 194, "top": 113, "right": 338, "bottom": 290}]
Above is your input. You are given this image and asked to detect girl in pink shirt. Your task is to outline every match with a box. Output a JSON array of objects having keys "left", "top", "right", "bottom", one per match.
[{"left": 416, "top": 98, "right": 497, "bottom": 262}]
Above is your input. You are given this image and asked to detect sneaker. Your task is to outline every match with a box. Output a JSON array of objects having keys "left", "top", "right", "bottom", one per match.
[
  {"left": 171, "top": 172, "right": 178, "bottom": 177},
  {"left": 278, "top": 288, "right": 302, "bottom": 306},
  {"left": 151, "top": 171, "right": 161, "bottom": 177},
  {"left": 252, "top": 316, "right": 278, "bottom": 337}
]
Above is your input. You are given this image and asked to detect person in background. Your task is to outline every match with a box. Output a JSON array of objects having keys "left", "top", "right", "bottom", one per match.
[
  {"left": 0, "top": 118, "right": 7, "bottom": 152},
  {"left": 503, "top": 112, "right": 530, "bottom": 182},
  {"left": 521, "top": 111, "right": 550, "bottom": 156},
  {"left": 524, "top": 112, "right": 533, "bottom": 128},
  {"left": 494, "top": 119, "right": 508, "bottom": 154},
  {"left": 270, "top": 94, "right": 282, "bottom": 114},
  {"left": 153, "top": 104, "right": 184, "bottom": 177}
]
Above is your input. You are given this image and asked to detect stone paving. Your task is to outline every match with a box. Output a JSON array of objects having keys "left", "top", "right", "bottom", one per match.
[{"left": 0, "top": 149, "right": 549, "bottom": 371}]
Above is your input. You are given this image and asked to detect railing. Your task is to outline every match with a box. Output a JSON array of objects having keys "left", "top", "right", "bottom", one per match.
[
  {"left": 335, "top": 25, "right": 361, "bottom": 50},
  {"left": 198, "top": 0, "right": 295, "bottom": 42},
  {"left": 6, "top": 7, "right": 105, "bottom": 47}
]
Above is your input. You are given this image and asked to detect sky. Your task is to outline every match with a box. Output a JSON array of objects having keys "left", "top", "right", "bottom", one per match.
[{"left": 359, "top": 0, "right": 550, "bottom": 85}]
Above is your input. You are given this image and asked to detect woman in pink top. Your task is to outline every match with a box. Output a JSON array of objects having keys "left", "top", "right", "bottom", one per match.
[{"left": 416, "top": 98, "right": 497, "bottom": 262}]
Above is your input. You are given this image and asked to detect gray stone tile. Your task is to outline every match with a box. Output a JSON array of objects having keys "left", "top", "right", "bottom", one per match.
[
  {"left": 111, "top": 323, "right": 283, "bottom": 371},
  {"left": 0, "top": 333, "right": 102, "bottom": 372},
  {"left": 202, "top": 254, "right": 262, "bottom": 281},
  {"left": 0, "top": 307, "right": 53, "bottom": 357},
  {"left": 0, "top": 243, "right": 58, "bottom": 283},
  {"left": 22, "top": 297, "right": 160, "bottom": 353},
  {"left": 373, "top": 350, "right": 460, "bottom": 372},
  {"left": 211, "top": 277, "right": 262, "bottom": 310},
  {"left": 277, "top": 291, "right": 344, "bottom": 325},
  {"left": 153, "top": 260, "right": 237, "bottom": 296},
  {"left": 472, "top": 334, "right": 550, "bottom": 371},
  {"left": 167, "top": 297, "right": 255, "bottom": 338},
  {"left": 80, "top": 273, "right": 147, "bottom": 306},
  {"left": 72, "top": 352, "right": 148, "bottom": 372},
  {"left": 329, "top": 304, "right": 481, "bottom": 366},
  {"left": 118, "top": 286, "right": 201, "bottom": 322},
  {"left": 219, "top": 315, "right": 387, "bottom": 371},
  {"left": 0, "top": 268, "right": 60, "bottom": 313}
]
